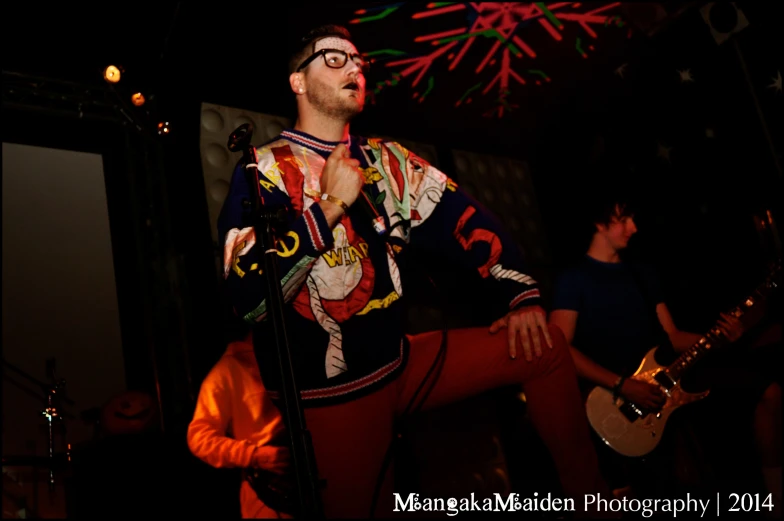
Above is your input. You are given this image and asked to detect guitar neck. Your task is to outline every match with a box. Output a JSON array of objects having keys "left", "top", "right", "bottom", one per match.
[{"left": 665, "top": 272, "right": 779, "bottom": 382}]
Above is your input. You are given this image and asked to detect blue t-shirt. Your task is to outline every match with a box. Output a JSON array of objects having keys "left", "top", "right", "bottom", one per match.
[{"left": 552, "top": 256, "right": 668, "bottom": 376}]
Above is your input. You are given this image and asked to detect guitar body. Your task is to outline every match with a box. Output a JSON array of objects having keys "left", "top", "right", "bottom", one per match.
[{"left": 586, "top": 346, "right": 709, "bottom": 457}]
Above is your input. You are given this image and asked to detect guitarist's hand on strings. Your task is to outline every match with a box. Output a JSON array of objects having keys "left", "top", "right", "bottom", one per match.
[
  {"left": 620, "top": 379, "right": 666, "bottom": 411},
  {"left": 717, "top": 312, "right": 745, "bottom": 342},
  {"left": 489, "top": 305, "right": 553, "bottom": 361}
]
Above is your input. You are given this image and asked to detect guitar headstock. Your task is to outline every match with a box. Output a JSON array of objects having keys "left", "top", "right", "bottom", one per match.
[{"left": 670, "top": 257, "right": 782, "bottom": 378}]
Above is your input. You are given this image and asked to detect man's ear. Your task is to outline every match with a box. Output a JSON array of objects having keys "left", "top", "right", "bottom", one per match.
[{"left": 289, "top": 72, "right": 305, "bottom": 94}]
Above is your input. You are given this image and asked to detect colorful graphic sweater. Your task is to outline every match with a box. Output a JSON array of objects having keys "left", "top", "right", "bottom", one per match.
[{"left": 218, "top": 129, "right": 540, "bottom": 407}]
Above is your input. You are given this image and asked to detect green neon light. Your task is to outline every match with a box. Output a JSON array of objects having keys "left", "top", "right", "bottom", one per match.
[{"left": 535, "top": 2, "right": 563, "bottom": 29}]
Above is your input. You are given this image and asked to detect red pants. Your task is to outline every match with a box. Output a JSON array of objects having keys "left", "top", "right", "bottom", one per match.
[{"left": 304, "top": 325, "right": 610, "bottom": 518}]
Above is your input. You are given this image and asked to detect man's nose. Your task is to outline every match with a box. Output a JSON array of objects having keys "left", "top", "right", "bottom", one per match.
[{"left": 344, "top": 58, "right": 360, "bottom": 74}]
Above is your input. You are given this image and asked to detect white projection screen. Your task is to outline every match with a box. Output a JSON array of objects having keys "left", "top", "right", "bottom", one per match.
[{"left": 2, "top": 142, "right": 127, "bottom": 518}]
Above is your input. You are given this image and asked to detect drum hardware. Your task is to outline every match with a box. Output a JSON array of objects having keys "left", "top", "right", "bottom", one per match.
[{"left": 2, "top": 357, "right": 73, "bottom": 497}]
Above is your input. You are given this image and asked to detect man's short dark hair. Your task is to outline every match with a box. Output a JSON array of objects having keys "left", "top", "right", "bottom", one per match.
[
  {"left": 577, "top": 163, "right": 638, "bottom": 241},
  {"left": 288, "top": 24, "right": 354, "bottom": 75},
  {"left": 586, "top": 192, "right": 635, "bottom": 229}
]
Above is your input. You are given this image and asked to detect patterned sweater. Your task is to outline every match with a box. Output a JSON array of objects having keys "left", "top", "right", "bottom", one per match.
[{"left": 218, "top": 129, "right": 540, "bottom": 407}]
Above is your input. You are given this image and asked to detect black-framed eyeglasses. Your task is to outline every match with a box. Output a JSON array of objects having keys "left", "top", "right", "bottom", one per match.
[{"left": 296, "top": 49, "right": 369, "bottom": 73}]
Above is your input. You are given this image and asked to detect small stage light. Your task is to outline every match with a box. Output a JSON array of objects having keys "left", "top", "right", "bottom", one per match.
[
  {"left": 157, "top": 122, "right": 171, "bottom": 135},
  {"left": 131, "top": 93, "right": 145, "bottom": 106},
  {"left": 104, "top": 65, "right": 121, "bottom": 83}
]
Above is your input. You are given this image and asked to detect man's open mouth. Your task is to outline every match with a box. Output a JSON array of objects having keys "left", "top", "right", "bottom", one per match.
[{"left": 343, "top": 82, "right": 359, "bottom": 91}]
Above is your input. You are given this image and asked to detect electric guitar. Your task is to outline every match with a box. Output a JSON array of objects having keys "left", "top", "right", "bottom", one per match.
[{"left": 585, "top": 259, "right": 782, "bottom": 457}]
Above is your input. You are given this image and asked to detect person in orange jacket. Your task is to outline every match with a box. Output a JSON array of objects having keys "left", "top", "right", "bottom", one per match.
[{"left": 187, "top": 334, "right": 292, "bottom": 518}]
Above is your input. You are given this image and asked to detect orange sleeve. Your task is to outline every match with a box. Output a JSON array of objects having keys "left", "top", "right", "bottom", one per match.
[{"left": 186, "top": 365, "right": 257, "bottom": 469}]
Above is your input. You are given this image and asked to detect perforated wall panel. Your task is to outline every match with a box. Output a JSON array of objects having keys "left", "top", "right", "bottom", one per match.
[
  {"left": 199, "top": 103, "right": 293, "bottom": 274},
  {"left": 451, "top": 150, "right": 550, "bottom": 267},
  {"left": 199, "top": 102, "right": 293, "bottom": 245}
]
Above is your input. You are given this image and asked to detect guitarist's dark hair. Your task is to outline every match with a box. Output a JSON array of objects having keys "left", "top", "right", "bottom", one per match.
[
  {"left": 587, "top": 194, "right": 636, "bottom": 228},
  {"left": 577, "top": 164, "right": 639, "bottom": 247}
]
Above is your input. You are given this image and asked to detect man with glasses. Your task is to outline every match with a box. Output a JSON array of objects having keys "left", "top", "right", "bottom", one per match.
[{"left": 217, "top": 24, "right": 613, "bottom": 518}]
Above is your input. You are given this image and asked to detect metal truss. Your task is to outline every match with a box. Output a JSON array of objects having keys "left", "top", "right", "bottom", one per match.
[{"left": 2, "top": 70, "right": 144, "bottom": 129}]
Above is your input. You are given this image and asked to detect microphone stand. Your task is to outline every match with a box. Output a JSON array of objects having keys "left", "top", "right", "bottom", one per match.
[
  {"left": 227, "top": 123, "right": 323, "bottom": 519},
  {"left": 2, "top": 357, "right": 73, "bottom": 498}
]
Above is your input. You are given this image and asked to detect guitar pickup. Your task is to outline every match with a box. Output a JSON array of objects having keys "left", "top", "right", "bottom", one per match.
[{"left": 654, "top": 371, "right": 675, "bottom": 390}]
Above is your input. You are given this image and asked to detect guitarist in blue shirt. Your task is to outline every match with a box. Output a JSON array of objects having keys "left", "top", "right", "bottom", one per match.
[{"left": 549, "top": 188, "right": 781, "bottom": 513}]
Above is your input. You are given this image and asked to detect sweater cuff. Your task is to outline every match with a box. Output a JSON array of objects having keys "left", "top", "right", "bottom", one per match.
[
  {"left": 241, "top": 442, "right": 258, "bottom": 468},
  {"left": 301, "top": 203, "right": 334, "bottom": 254},
  {"left": 509, "top": 288, "right": 541, "bottom": 310}
]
